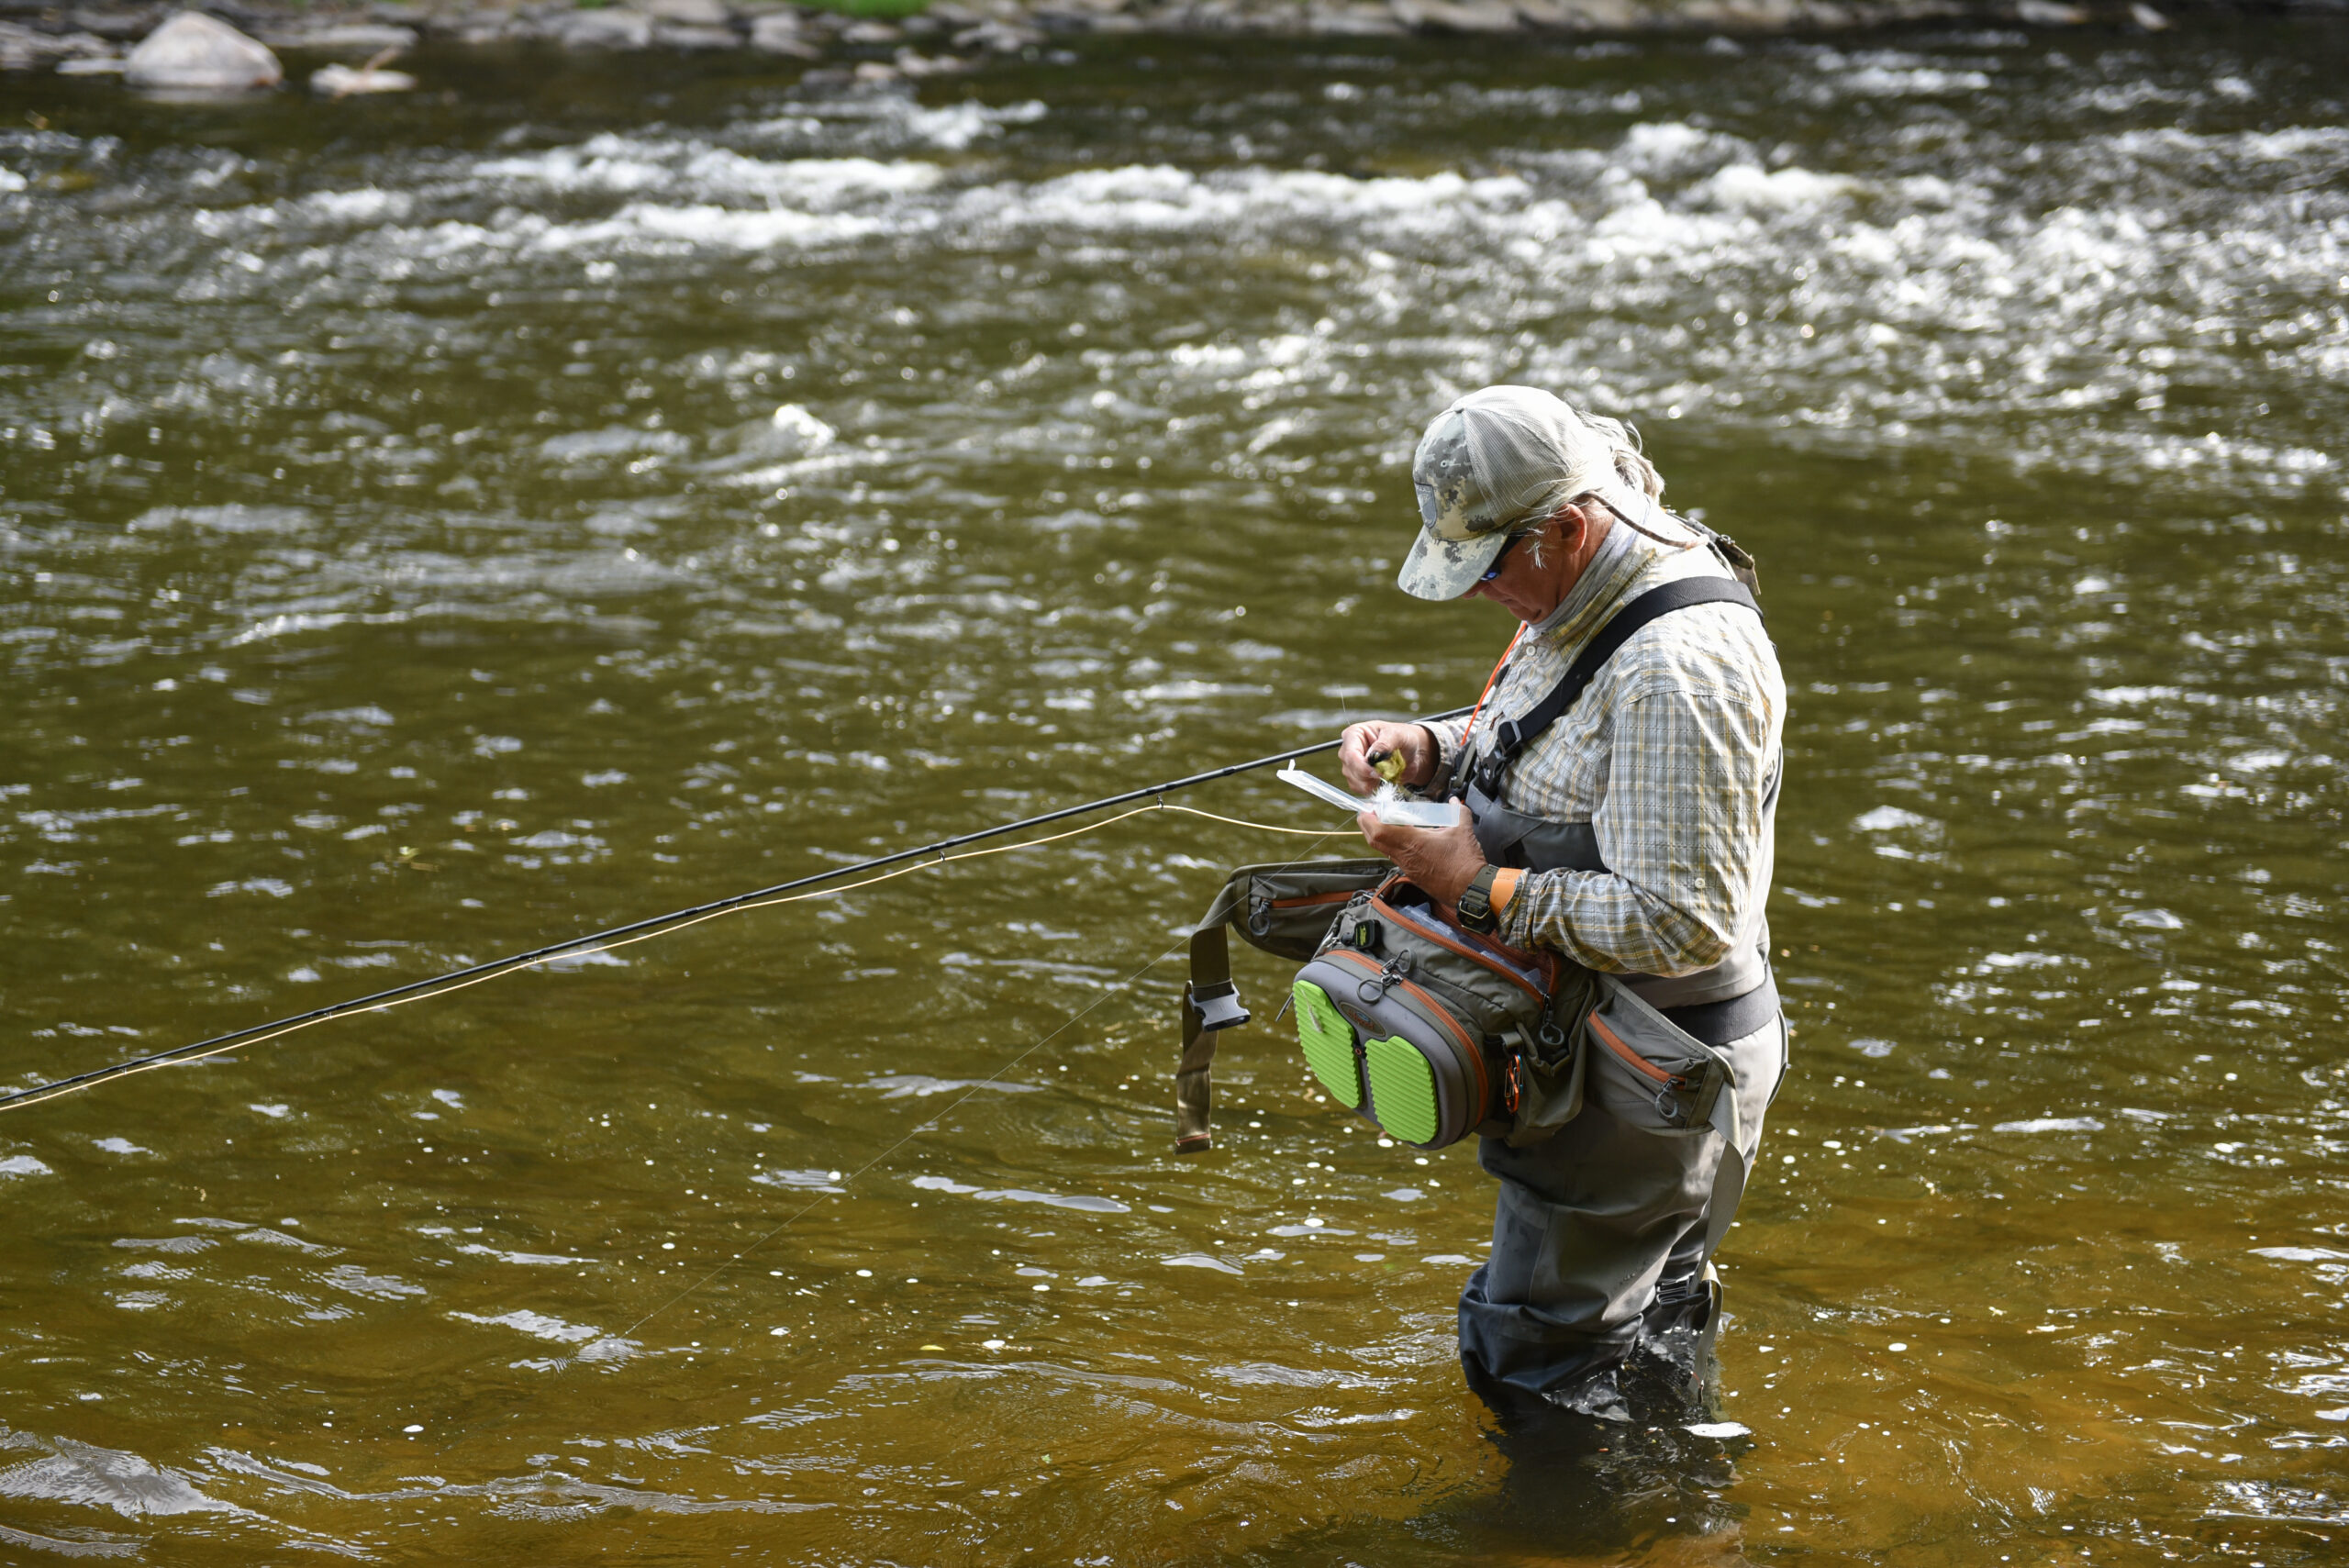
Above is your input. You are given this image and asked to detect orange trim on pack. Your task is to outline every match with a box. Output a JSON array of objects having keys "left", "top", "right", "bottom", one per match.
[
  {"left": 1365, "top": 894, "right": 1545, "bottom": 1005},
  {"left": 1590, "top": 1012, "right": 1675, "bottom": 1085}
]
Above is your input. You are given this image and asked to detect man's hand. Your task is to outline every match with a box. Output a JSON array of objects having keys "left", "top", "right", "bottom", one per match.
[
  {"left": 1339, "top": 721, "right": 1439, "bottom": 795},
  {"left": 1356, "top": 807, "right": 1486, "bottom": 917}
]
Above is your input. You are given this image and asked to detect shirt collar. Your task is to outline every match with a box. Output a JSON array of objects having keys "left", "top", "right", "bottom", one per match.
[{"left": 1531, "top": 517, "right": 1654, "bottom": 654}]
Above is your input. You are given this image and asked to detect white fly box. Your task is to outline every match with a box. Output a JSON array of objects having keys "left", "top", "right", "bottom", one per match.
[{"left": 1276, "top": 765, "right": 1464, "bottom": 829}]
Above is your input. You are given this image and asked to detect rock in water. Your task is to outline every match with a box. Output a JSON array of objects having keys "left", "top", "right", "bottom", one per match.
[
  {"left": 556, "top": 8, "right": 654, "bottom": 49},
  {"left": 311, "top": 62, "right": 417, "bottom": 95},
  {"left": 645, "top": 0, "right": 730, "bottom": 25},
  {"left": 1388, "top": 0, "right": 1522, "bottom": 32},
  {"left": 748, "top": 11, "right": 818, "bottom": 55},
  {"left": 123, "top": 11, "right": 281, "bottom": 92}
]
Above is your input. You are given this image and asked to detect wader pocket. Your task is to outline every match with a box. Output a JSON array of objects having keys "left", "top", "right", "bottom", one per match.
[
  {"left": 1586, "top": 980, "right": 1730, "bottom": 1136},
  {"left": 1491, "top": 960, "right": 1596, "bottom": 1148}
]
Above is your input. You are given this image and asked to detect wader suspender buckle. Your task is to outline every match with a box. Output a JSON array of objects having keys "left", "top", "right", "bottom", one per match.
[{"left": 1464, "top": 577, "right": 1765, "bottom": 803}]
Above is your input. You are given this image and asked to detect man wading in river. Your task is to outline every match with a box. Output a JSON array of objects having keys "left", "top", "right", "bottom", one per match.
[{"left": 1340, "top": 385, "right": 1787, "bottom": 1422}]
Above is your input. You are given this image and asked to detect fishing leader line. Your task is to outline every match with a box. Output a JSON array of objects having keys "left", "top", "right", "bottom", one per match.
[{"left": 2, "top": 708, "right": 1470, "bottom": 1114}]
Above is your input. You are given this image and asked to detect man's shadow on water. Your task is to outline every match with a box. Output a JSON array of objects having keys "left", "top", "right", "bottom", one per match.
[{"left": 1238, "top": 1326, "right": 1763, "bottom": 1568}]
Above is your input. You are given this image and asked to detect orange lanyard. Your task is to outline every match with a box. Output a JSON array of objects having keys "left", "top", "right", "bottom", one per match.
[{"left": 1461, "top": 623, "right": 1527, "bottom": 751}]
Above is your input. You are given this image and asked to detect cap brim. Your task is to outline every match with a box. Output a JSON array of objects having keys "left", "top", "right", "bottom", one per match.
[{"left": 1397, "top": 525, "right": 1508, "bottom": 602}]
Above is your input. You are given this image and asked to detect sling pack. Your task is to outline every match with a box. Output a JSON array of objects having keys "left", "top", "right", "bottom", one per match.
[
  {"left": 1175, "top": 861, "right": 1596, "bottom": 1153},
  {"left": 1290, "top": 873, "right": 1598, "bottom": 1151},
  {"left": 1173, "top": 568, "right": 1773, "bottom": 1151}
]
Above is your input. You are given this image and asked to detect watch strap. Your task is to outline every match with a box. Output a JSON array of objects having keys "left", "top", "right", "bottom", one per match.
[{"left": 1458, "top": 864, "right": 1502, "bottom": 933}]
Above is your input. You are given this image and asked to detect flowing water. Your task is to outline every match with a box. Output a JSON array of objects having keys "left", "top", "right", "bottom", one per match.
[{"left": 5, "top": 17, "right": 2349, "bottom": 1562}]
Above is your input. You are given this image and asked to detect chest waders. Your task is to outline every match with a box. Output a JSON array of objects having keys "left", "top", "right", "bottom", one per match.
[
  {"left": 1175, "top": 572, "right": 1777, "bottom": 1196},
  {"left": 1469, "top": 571, "right": 1779, "bottom": 1386}
]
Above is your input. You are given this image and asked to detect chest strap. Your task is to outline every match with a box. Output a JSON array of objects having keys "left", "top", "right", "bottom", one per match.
[{"left": 1465, "top": 577, "right": 1763, "bottom": 802}]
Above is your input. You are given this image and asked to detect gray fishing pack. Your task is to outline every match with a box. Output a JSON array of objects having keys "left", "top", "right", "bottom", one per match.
[
  {"left": 1176, "top": 866, "right": 1595, "bottom": 1153},
  {"left": 1291, "top": 875, "right": 1597, "bottom": 1150}
]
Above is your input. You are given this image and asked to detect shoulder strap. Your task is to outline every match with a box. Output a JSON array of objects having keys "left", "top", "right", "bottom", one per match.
[
  {"left": 1175, "top": 869, "right": 1253, "bottom": 1153},
  {"left": 1470, "top": 577, "right": 1762, "bottom": 799},
  {"left": 1174, "top": 859, "right": 1386, "bottom": 1152}
]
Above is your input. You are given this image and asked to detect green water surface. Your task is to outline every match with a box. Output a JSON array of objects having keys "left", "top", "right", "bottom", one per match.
[{"left": 4, "top": 20, "right": 2348, "bottom": 1563}]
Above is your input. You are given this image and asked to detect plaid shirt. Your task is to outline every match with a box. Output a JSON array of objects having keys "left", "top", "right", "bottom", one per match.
[{"left": 1428, "top": 530, "right": 1785, "bottom": 978}]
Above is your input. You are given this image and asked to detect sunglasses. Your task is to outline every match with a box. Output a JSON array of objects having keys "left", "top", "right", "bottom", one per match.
[
  {"left": 1477, "top": 529, "right": 1525, "bottom": 584},
  {"left": 1473, "top": 493, "right": 1666, "bottom": 591}
]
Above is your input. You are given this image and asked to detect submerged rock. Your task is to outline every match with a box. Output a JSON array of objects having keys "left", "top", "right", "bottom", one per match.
[
  {"left": 123, "top": 11, "right": 282, "bottom": 92},
  {"left": 284, "top": 23, "right": 421, "bottom": 55},
  {"left": 311, "top": 61, "right": 417, "bottom": 95},
  {"left": 656, "top": 22, "right": 742, "bottom": 47},
  {"left": 1306, "top": 5, "right": 1410, "bottom": 34},
  {"left": 1390, "top": 0, "right": 1522, "bottom": 31},
  {"left": 748, "top": 11, "right": 818, "bottom": 55},
  {"left": 0, "top": 20, "right": 117, "bottom": 72},
  {"left": 63, "top": 7, "right": 152, "bottom": 41},
  {"left": 952, "top": 18, "right": 1046, "bottom": 51},
  {"left": 893, "top": 46, "right": 970, "bottom": 74},
  {"left": 555, "top": 7, "right": 654, "bottom": 48}
]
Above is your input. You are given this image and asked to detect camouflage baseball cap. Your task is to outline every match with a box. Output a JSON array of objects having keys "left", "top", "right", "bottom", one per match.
[{"left": 1398, "top": 385, "right": 1598, "bottom": 601}]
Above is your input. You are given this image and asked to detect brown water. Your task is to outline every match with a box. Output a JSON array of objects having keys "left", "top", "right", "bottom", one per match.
[{"left": 5, "top": 18, "right": 2349, "bottom": 1563}]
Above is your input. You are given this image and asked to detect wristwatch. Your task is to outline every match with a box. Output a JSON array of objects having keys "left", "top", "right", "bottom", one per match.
[{"left": 1457, "top": 864, "right": 1502, "bottom": 934}]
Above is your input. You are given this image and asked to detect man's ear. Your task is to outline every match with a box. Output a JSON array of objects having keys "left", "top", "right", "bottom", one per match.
[{"left": 1553, "top": 502, "right": 1589, "bottom": 552}]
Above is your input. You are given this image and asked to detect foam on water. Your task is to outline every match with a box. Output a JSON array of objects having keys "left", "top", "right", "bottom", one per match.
[
  {"left": 474, "top": 139, "right": 948, "bottom": 204},
  {"left": 69, "top": 92, "right": 2329, "bottom": 505}
]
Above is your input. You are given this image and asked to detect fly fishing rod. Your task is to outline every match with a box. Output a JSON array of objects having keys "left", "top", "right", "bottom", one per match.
[{"left": 0, "top": 708, "right": 1473, "bottom": 1113}]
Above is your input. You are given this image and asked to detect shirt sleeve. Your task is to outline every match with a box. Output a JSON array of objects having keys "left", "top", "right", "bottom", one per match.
[
  {"left": 1421, "top": 716, "right": 1471, "bottom": 788},
  {"left": 1493, "top": 684, "right": 1772, "bottom": 976}
]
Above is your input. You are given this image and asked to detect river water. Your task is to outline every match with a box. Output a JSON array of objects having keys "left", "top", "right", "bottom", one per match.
[{"left": 4, "top": 17, "right": 2347, "bottom": 1562}]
